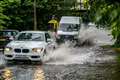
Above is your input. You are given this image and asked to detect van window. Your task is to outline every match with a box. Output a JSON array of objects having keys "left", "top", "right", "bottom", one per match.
[{"left": 59, "top": 24, "right": 79, "bottom": 31}]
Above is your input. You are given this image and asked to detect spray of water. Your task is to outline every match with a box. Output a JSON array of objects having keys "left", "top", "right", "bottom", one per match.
[
  {"left": 43, "top": 25, "right": 115, "bottom": 65},
  {"left": 43, "top": 45, "right": 95, "bottom": 65},
  {"left": 77, "top": 26, "right": 114, "bottom": 46}
]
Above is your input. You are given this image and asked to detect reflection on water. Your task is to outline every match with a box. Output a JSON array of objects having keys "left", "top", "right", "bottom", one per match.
[
  {"left": 1, "top": 68, "right": 13, "bottom": 80},
  {"left": 34, "top": 66, "right": 45, "bottom": 80},
  {"left": 0, "top": 66, "right": 45, "bottom": 80},
  {"left": 43, "top": 63, "right": 120, "bottom": 80},
  {"left": 1, "top": 64, "right": 120, "bottom": 80}
]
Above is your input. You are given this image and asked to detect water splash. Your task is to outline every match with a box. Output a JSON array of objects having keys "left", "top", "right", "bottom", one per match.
[
  {"left": 77, "top": 26, "right": 114, "bottom": 46},
  {"left": 44, "top": 25, "right": 115, "bottom": 65},
  {"left": 44, "top": 45, "right": 95, "bottom": 65}
]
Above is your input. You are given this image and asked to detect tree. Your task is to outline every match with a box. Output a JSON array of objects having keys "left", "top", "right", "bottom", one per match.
[
  {"left": 0, "top": 0, "right": 78, "bottom": 31},
  {"left": 0, "top": 1, "right": 10, "bottom": 30},
  {"left": 0, "top": 0, "right": 34, "bottom": 30},
  {"left": 86, "top": 0, "right": 120, "bottom": 47}
]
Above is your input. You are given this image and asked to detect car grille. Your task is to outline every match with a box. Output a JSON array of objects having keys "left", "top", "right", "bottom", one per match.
[
  {"left": 14, "top": 48, "right": 29, "bottom": 53},
  {"left": 22, "top": 49, "right": 29, "bottom": 53},
  {"left": 14, "top": 49, "right": 21, "bottom": 53}
]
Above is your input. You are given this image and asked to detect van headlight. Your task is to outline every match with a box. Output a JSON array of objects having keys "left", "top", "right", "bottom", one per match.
[
  {"left": 4, "top": 47, "right": 12, "bottom": 52},
  {"left": 32, "top": 48, "right": 43, "bottom": 53}
]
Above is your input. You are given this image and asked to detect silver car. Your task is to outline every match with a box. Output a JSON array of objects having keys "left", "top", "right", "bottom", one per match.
[{"left": 4, "top": 31, "right": 57, "bottom": 62}]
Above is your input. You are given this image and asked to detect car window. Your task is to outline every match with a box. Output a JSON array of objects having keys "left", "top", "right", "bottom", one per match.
[
  {"left": 16, "top": 33, "right": 44, "bottom": 41},
  {"left": 0, "top": 31, "right": 18, "bottom": 37},
  {"left": 13, "top": 31, "right": 18, "bottom": 36},
  {"left": 0, "top": 31, "right": 12, "bottom": 37}
]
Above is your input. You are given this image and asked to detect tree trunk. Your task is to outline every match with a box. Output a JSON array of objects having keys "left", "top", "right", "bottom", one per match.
[{"left": 114, "top": 35, "right": 120, "bottom": 47}]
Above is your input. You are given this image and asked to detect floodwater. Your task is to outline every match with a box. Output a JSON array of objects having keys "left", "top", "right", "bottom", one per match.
[
  {"left": 43, "top": 25, "right": 115, "bottom": 65},
  {"left": 0, "top": 25, "right": 120, "bottom": 80}
]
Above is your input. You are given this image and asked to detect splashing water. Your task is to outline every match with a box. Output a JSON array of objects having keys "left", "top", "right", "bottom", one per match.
[
  {"left": 78, "top": 26, "right": 114, "bottom": 46},
  {"left": 44, "top": 25, "right": 115, "bottom": 65},
  {"left": 43, "top": 45, "right": 95, "bottom": 65}
]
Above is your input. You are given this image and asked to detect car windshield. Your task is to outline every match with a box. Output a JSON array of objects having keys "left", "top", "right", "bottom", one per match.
[
  {"left": 58, "top": 24, "right": 80, "bottom": 32},
  {"left": 15, "top": 33, "right": 44, "bottom": 41},
  {"left": 0, "top": 31, "right": 18, "bottom": 37}
]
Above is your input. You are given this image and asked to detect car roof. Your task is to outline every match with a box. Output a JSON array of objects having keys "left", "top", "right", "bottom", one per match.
[
  {"left": 60, "top": 16, "right": 81, "bottom": 24},
  {"left": 20, "top": 31, "right": 48, "bottom": 34},
  {"left": 0, "top": 30, "right": 19, "bottom": 32}
]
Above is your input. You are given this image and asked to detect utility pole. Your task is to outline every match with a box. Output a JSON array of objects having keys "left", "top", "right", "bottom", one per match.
[
  {"left": 80, "top": 0, "right": 81, "bottom": 10},
  {"left": 79, "top": 0, "right": 82, "bottom": 17},
  {"left": 34, "top": 0, "right": 37, "bottom": 30}
]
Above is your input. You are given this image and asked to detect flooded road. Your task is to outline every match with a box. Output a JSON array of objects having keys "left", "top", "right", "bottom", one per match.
[
  {"left": 0, "top": 26, "right": 120, "bottom": 80},
  {"left": 0, "top": 47, "right": 119, "bottom": 80}
]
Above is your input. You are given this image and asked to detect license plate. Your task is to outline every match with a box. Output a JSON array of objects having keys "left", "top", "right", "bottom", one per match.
[
  {"left": 15, "top": 55, "right": 26, "bottom": 57},
  {"left": 15, "top": 55, "right": 28, "bottom": 59}
]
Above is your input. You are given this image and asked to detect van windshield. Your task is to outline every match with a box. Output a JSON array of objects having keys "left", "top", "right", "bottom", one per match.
[{"left": 58, "top": 24, "right": 80, "bottom": 32}]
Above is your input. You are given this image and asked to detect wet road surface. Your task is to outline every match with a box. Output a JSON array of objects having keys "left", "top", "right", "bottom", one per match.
[
  {"left": 0, "top": 27, "right": 119, "bottom": 80},
  {"left": 0, "top": 46, "right": 119, "bottom": 80}
]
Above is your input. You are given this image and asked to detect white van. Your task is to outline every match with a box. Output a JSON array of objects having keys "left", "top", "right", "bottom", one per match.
[{"left": 57, "top": 16, "right": 82, "bottom": 41}]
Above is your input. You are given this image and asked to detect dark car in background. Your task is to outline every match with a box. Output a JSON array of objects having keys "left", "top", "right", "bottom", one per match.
[{"left": 0, "top": 30, "right": 19, "bottom": 50}]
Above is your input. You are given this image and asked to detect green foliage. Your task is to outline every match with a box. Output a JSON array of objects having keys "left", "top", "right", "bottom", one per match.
[
  {"left": 87, "top": 0, "right": 120, "bottom": 46},
  {"left": 0, "top": 0, "right": 77, "bottom": 31},
  {"left": 0, "top": 1, "right": 10, "bottom": 30}
]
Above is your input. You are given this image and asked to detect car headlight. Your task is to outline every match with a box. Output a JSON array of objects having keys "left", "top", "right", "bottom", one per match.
[
  {"left": 32, "top": 48, "right": 43, "bottom": 53},
  {"left": 4, "top": 47, "right": 12, "bottom": 52}
]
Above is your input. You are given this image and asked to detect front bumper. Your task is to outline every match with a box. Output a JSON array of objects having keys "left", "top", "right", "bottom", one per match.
[
  {"left": 57, "top": 35, "right": 77, "bottom": 41},
  {"left": 4, "top": 53, "right": 44, "bottom": 61}
]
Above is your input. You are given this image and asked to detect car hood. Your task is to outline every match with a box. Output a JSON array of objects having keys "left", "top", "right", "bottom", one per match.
[{"left": 7, "top": 41, "right": 46, "bottom": 48}]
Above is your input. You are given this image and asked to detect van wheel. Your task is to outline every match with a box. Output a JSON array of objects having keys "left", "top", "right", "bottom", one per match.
[{"left": 53, "top": 46, "right": 56, "bottom": 50}]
